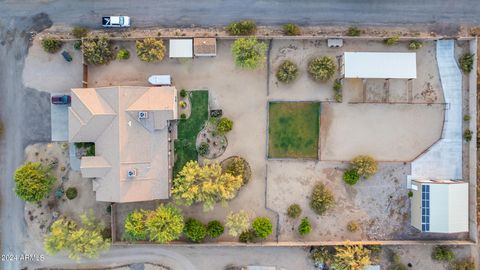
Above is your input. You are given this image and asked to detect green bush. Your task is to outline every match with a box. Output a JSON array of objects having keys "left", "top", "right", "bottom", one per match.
[
  {"left": 459, "top": 53, "right": 475, "bottom": 73},
  {"left": 180, "top": 89, "right": 187, "bottom": 98},
  {"left": 352, "top": 155, "right": 378, "bottom": 178},
  {"left": 42, "top": 37, "right": 63, "bottom": 53},
  {"left": 343, "top": 169, "right": 360, "bottom": 185},
  {"left": 217, "top": 117, "right": 234, "bottom": 134},
  {"left": 198, "top": 142, "right": 210, "bottom": 156},
  {"left": 463, "top": 115, "right": 471, "bottom": 121},
  {"left": 231, "top": 38, "right": 267, "bottom": 69},
  {"left": 206, "top": 220, "right": 224, "bottom": 238},
  {"left": 408, "top": 191, "right": 413, "bottom": 198},
  {"left": 287, "top": 203, "right": 302, "bottom": 219},
  {"left": 298, "top": 217, "right": 312, "bottom": 236},
  {"left": 73, "top": 40, "right": 82, "bottom": 50},
  {"left": 384, "top": 36, "right": 400, "bottom": 46},
  {"left": 464, "top": 129, "right": 473, "bottom": 142},
  {"left": 310, "top": 182, "right": 335, "bottom": 215},
  {"left": 82, "top": 36, "right": 114, "bottom": 65},
  {"left": 408, "top": 40, "right": 423, "bottom": 50},
  {"left": 227, "top": 20, "right": 257, "bottom": 35},
  {"left": 346, "top": 221, "right": 359, "bottom": 232},
  {"left": 65, "top": 187, "right": 78, "bottom": 200},
  {"left": 452, "top": 258, "right": 475, "bottom": 270},
  {"left": 239, "top": 229, "right": 256, "bottom": 243},
  {"left": 14, "top": 162, "right": 56, "bottom": 202},
  {"left": 308, "top": 56, "right": 337, "bottom": 81},
  {"left": 276, "top": 60, "right": 299, "bottom": 83},
  {"left": 179, "top": 100, "right": 187, "bottom": 108},
  {"left": 252, "top": 217, "right": 272, "bottom": 239},
  {"left": 180, "top": 113, "right": 187, "bottom": 119},
  {"left": 136, "top": 38, "right": 166, "bottom": 62},
  {"left": 116, "top": 48, "right": 130, "bottom": 60},
  {"left": 72, "top": 27, "right": 88, "bottom": 39},
  {"left": 123, "top": 209, "right": 147, "bottom": 241},
  {"left": 183, "top": 218, "right": 207, "bottom": 243},
  {"left": 431, "top": 246, "right": 455, "bottom": 262},
  {"left": 346, "top": 27, "right": 362, "bottom": 37},
  {"left": 145, "top": 205, "right": 184, "bottom": 243},
  {"left": 283, "top": 23, "right": 301, "bottom": 36}
]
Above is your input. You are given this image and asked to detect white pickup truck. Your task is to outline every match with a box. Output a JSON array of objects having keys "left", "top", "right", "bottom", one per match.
[{"left": 102, "top": 16, "right": 130, "bottom": 27}]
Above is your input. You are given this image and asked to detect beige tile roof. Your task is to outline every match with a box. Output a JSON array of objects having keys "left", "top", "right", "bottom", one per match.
[
  {"left": 69, "top": 86, "right": 178, "bottom": 203},
  {"left": 194, "top": 38, "right": 216, "bottom": 56}
]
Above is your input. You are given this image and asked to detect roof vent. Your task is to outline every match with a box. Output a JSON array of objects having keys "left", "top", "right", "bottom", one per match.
[
  {"left": 127, "top": 169, "right": 137, "bottom": 178},
  {"left": 138, "top": 111, "right": 148, "bottom": 119}
]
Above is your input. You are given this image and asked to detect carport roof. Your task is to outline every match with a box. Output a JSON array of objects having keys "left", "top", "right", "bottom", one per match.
[
  {"left": 343, "top": 52, "right": 417, "bottom": 79},
  {"left": 169, "top": 39, "right": 193, "bottom": 58}
]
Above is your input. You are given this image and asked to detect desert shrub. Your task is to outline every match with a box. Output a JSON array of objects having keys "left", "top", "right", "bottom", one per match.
[
  {"left": 82, "top": 36, "right": 114, "bottom": 65},
  {"left": 388, "top": 263, "right": 407, "bottom": 270},
  {"left": 459, "top": 53, "right": 475, "bottom": 73},
  {"left": 217, "top": 117, "right": 234, "bottom": 134},
  {"left": 390, "top": 251, "right": 401, "bottom": 263},
  {"left": 343, "top": 169, "right": 360, "bottom": 185},
  {"left": 310, "top": 182, "right": 335, "bottom": 215},
  {"left": 463, "top": 115, "right": 471, "bottom": 121},
  {"left": 227, "top": 20, "right": 257, "bottom": 35},
  {"left": 116, "top": 48, "right": 130, "bottom": 60},
  {"left": 287, "top": 203, "right": 302, "bottom": 219},
  {"left": 197, "top": 142, "right": 210, "bottom": 156},
  {"left": 384, "top": 36, "right": 400, "bottom": 46},
  {"left": 14, "top": 162, "right": 56, "bottom": 202},
  {"left": 333, "top": 79, "right": 342, "bottom": 92},
  {"left": 346, "top": 27, "right": 362, "bottom": 36},
  {"left": 73, "top": 40, "right": 82, "bottom": 50},
  {"left": 123, "top": 209, "right": 148, "bottom": 241},
  {"left": 452, "top": 258, "right": 475, "bottom": 270},
  {"left": 276, "top": 60, "right": 299, "bottom": 83},
  {"left": 224, "top": 157, "right": 250, "bottom": 185},
  {"left": 408, "top": 40, "right": 423, "bottom": 50},
  {"left": 180, "top": 113, "right": 187, "bottom": 119},
  {"left": 298, "top": 217, "right": 312, "bottom": 236},
  {"left": 172, "top": 161, "right": 243, "bottom": 211},
  {"left": 72, "top": 27, "right": 88, "bottom": 39},
  {"left": 252, "top": 217, "right": 272, "bottom": 239},
  {"left": 231, "top": 37, "right": 267, "bottom": 69},
  {"left": 206, "top": 220, "right": 224, "bottom": 238},
  {"left": 145, "top": 205, "right": 184, "bottom": 243},
  {"left": 352, "top": 155, "right": 378, "bottom": 178},
  {"left": 308, "top": 56, "right": 337, "bottom": 81},
  {"left": 183, "top": 218, "right": 207, "bottom": 243},
  {"left": 65, "top": 187, "right": 78, "bottom": 200},
  {"left": 408, "top": 191, "right": 413, "bottom": 198},
  {"left": 42, "top": 37, "right": 63, "bottom": 53},
  {"left": 180, "top": 89, "right": 187, "bottom": 98},
  {"left": 332, "top": 244, "right": 372, "bottom": 270},
  {"left": 347, "top": 221, "right": 359, "bottom": 232},
  {"left": 464, "top": 129, "right": 473, "bottom": 141},
  {"left": 225, "top": 210, "right": 250, "bottom": 237},
  {"left": 283, "top": 23, "right": 301, "bottom": 36},
  {"left": 239, "top": 229, "right": 256, "bottom": 243},
  {"left": 431, "top": 246, "right": 455, "bottom": 262},
  {"left": 136, "top": 38, "right": 166, "bottom": 62},
  {"left": 311, "top": 248, "right": 334, "bottom": 267}
]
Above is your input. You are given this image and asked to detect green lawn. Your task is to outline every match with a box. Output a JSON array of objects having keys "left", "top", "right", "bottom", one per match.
[
  {"left": 173, "top": 90, "right": 209, "bottom": 176},
  {"left": 268, "top": 102, "right": 320, "bottom": 159}
]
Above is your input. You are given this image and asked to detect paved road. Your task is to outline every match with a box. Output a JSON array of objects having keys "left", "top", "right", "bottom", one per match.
[{"left": 2, "top": 0, "right": 480, "bottom": 28}]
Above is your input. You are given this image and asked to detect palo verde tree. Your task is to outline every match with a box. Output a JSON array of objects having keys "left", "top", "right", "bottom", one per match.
[{"left": 231, "top": 37, "right": 267, "bottom": 69}]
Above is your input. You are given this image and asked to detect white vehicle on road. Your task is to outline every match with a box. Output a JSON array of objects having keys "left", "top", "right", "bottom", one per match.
[{"left": 102, "top": 16, "right": 130, "bottom": 27}]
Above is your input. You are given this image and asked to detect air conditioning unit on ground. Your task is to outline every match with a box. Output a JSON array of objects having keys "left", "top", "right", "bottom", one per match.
[{"left": 138, "top": 111, "right": 148, "bottom": 119}]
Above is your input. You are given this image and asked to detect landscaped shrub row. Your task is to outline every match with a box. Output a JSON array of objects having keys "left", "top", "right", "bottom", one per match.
[{"left": 183, "top": 218, "right": 225, "bottom": 242}]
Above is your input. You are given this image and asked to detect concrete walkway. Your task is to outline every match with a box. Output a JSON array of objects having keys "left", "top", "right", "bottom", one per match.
[{"left": 409, "top": 40, "right": 463, "bottom": 184}]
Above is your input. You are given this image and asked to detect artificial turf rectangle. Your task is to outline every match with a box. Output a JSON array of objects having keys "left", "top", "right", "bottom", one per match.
[
  {"left": 268, "top": 102, "right": 320, "bottom": 159},
  {"left": 173, "top": 90, "right": 209, "bottom": 176}
]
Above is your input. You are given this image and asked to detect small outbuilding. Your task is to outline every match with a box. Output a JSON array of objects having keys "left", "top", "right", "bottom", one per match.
[
  {"left": 169, "top": 39, "right": 193, "bottom": 58},
  {"left": 410, "top": 180, "right": 468, "bottom": 233},
  {"left": 194, "top": 38, "right": 217, "bottom": 57},
  {"left": 342, "top": 52, "right": 417, "bottom": 79}
]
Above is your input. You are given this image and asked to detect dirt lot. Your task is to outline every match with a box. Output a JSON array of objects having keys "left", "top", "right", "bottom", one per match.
[
  {"left": 269, "top": 39, "right": 443, "bottom": 104},
  {"left": 320, "top": 103, "right": 445, "bottom": 161}
]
